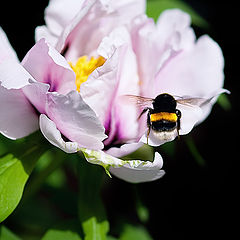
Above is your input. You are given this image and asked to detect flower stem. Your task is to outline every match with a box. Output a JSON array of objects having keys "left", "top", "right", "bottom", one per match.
[
  {"left": 77, "top": 153, "right": 109, "bottom": 239},
  {"left": 185, "top": 136, "right": 206, "bottom": 167}
]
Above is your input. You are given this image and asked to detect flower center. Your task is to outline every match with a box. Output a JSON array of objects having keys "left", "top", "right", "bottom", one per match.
[{"left": 69, "top": 56, "right": 105, "bottom": 92}]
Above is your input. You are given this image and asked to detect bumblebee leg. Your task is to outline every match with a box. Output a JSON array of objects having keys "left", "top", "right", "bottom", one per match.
[
  {"left": 146, "top": 112, "right": 151, "bottom": 144},
  {"left": 176, "top": 125, "right": 180, "bottom": 140},
  {"left": 147, "top": 127, "right": 150, "bottom": 144},
  {"left": 138, "top": 107, "right": 150, "bottom": 120},
  {"left": 176, "top": 109, "right": 181, "bottom": 140}
]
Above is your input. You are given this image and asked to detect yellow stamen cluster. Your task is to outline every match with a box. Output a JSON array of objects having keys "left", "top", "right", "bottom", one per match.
[
  {"left": 69, "top": 56, "right": 105, "bottom": 92},
  {"left": 150, "top": 112, "right": 177, "bottom": 122}
]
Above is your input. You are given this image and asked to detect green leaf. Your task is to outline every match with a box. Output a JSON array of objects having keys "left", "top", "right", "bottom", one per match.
[
  {"left": 121, "top": 144, "right": 154, "bottom": 162},
  {"left": 0, "top": 225, "right": 21, "bottom": 240},
  {"left": 147, "top": 0, "right": 209, "bottom": 28},
  {"left": 160, "top": 141, "right": 176, "bottom": 157},
  {"left": 107, "top": 236, "right": 118, "bottom": 240},
  {"left": 41, "top": 229, "right": 82, "bottom": 240},
  {"left": 119, "top": 225, "right": 153, "bottom": 240},
  {"left": 0, "top": 143, "right": 47, "bottom": 222},
  {"left": 22, "top": 149, "right": 66, "bottom": 201},
  {"left": 217, "top": 94, "right": 231, "bottom": 111},
  {"left": 82, "top": 217, "right": 109, "bottom": 240}
]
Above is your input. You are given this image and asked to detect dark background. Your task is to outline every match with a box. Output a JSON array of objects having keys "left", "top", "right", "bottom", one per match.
[{"left": 0, "top": 1, "right": 238, "bottom": 239}]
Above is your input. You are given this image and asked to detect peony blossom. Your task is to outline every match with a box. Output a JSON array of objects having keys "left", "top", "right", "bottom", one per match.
[
  {"left": 0, "top": 0, "right": 226, "bottom": 183},
  {"left": 0, "top": 32, "right": 107, "bottom": 151}
]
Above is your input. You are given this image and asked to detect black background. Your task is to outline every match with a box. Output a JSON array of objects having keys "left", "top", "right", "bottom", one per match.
[{"left": 0, "top": 1, "right": 238, "bottom": 239}]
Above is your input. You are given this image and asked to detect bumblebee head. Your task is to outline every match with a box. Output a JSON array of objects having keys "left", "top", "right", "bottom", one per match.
[{"left": 153, "top": 93, "right": 176, "bottom": 112}]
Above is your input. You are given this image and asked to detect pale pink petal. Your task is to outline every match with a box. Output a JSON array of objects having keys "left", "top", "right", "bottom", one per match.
[
  {"left": 22, "top": 80, "right": 50, "bottom": 114},
  {"left": 46, "top": 90, "right": 107, "bottom": 150},
  {"left": 0, "top": 59, "right": 33, "bottom": 89},
  {"left": 0, "top": 27, "right": 18, "bottom": 63},
  {"left": 0, "top": 85, "right": 39, "bottom": 139},
  {"left": 38, "top": 0, "right": 145, "bottom": 50},
  {"left": 154, "top": 35, "right": 224, "bottom": 98},
  {"left": 108, "top": 0, "right": 145, "bottom": 16},
  {"left": 80, "top": 46, "right": 120, "bottom": 124},
  {"left": 21, "top": 39, "right": 76, "bottom": 95},
  {"left": 35, "top": 26, "right": 59, "bottom": 47},
  {"left": 156, "top": 9, "right": 195, "bottom": 51},
  {"left": 110, "top": 152, "right": 165, "bottom": 183},
  {"left": 177, "top": 104, "right": 202, "bottom": 135},
  {"left": 81, "top": 27, "right": 140, "bottom": 146},
  {"left": 35, "top": 0, "right": 86, "bottom": 44},
  {"left": 40, "top": 114, "right": 79, "bottom": 153},
  {"left": 131, "top": 10, "right": 195, "bottom": 97},
  {"left": 55, "top": 0, "right": 145, "bottom": 61},
  {"left": 101, "top": 28, "right": 140, "bottom": 145},
  {"left": 130, "top": 15, "right": 158, "bottom": 96}
]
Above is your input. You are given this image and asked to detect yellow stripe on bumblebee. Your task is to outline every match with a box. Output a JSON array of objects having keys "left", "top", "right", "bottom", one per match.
[{"left": 150, "top": 112, "right": 177, "bottom": 122}]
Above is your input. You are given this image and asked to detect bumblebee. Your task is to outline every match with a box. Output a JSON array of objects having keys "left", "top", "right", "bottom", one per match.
[
  {"left": 122, "top": 93, "right": 210, "bottom": 143},
  {"left": 144, "top": 94, "right": 181, "bottom": 142}
]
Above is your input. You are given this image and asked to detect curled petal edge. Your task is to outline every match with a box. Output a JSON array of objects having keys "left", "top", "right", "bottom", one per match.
[
  {"left": 39, "top": 114, "right": 80, "bottom": 153},
  {"left": 80, "top": 148, "right": 165, "bottom": 183}
]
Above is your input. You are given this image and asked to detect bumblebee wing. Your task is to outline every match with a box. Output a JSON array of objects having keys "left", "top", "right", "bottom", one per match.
[
  {"left": 119, "top": 95, "right": 154, "bottom": 109},
  {"left": 176, "top": 96, "right": 212, "bottom": 108}
]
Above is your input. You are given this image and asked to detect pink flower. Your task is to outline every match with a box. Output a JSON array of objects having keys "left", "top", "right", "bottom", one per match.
[
  {"left": 0, "top": 30, "right": 107, "bottom": 152},
  {"left": 0, "top": 0, "right": 226, "bottom": 183}
]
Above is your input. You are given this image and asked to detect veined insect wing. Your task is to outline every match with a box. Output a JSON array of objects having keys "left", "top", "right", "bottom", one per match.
[
  {"left": 119, "top": 95, "right": 154, "bottom": 109},
  {"left": 174, "top": 95, "right": 213, "bottom": 108}
]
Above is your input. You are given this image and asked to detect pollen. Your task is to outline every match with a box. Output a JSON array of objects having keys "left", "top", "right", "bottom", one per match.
[
  {"left": 150, "top": 112, "right": 177, "bottom": 122},
  {"left": 69, "top": 55, "right": 105, "bottom": 92}
]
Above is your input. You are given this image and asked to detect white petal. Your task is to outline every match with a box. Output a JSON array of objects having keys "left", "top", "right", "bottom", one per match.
[
  {"left": 84, "top": 27, "right": 140, "bottom": 145},
  {"left": 155, "top": 35, "right": 224, "bottom": 98},
  {"left": 35, "top": 26, "right": 59, "bottom": 47},
  {"left": 37, "top": 0, "right": 86, "bottom": 45},
  {"left": 81, "top": 149, "right": 165, "bottom": 183},
  {"left": 110, "top": 152, "right": 165, "bottom": 183},
  {"left": 56, "top": 0, "right": 145, "bottom": 59},
  {"left": 0, "top": 59, "right": 33, "bottom": 89},
  {"left": 22, "top": 80, "right": 50, "bottom": 115},
  {"left": 80, "top": 46, "right": 120, "bottom": 124},
  {"left": 178, "top": 104, "right": 203, "bottom": 135},
  {"left": 0, "top": 27, "right": 19, "bottom": 63},
  {"left": 39, "top": 114, "right": 79, "bottom": 153},
  {"left": 22, "top": 39, "right": 76, "bottom": 95},
  {"left": 0, "top": 85, "right": 39, "bottom": 139},
  {"left": 55, "top": 0, "right": 97, "bottom": 53},
  {"left": 46, "top": 91, "right": 107, "bottom": 150},
  {"left": 156, "top": 9, "right": 195, "bottom": 50}
]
